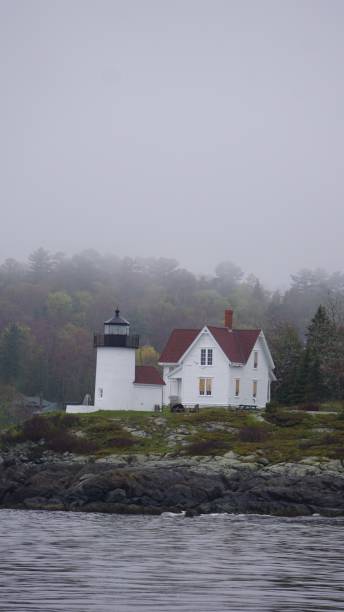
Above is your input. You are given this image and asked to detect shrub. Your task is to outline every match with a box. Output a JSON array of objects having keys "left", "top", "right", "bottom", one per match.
[
  {"left": 12, "top": 414, "right": 96, "bottom": 454},
  {"left": 297, "top": 403, "right": 320, "bottom": 412},
  {"left": 107, "top": 436, "right": 136, "bottom": 449},
  {"left": 238, "top": 425, "right": 269, "bottom": 443},
  {"left": 186, "top": 438, "right": 230, "bottom": 456},
  {"left": 49, "top": 413, "right": 81, "bottom": 429},
  {"left": 332, "top": 447, "right": 344, "bottom": 460},
  {"left": 0, "top": 427, "right": 21, "bottom": 446},
  {"left": 320, "top": 433, "right": 339, "bottom": 446},
  {"left": 298, "top": 439, "right": 315, "bottom": 450},
  {"left": 265, "top": 401, "right": 279, "bottom": 410},
  {"left": 47, "top": 430, "right": 96, "bottom": 453},
  {"left": 183, "top": 408, "right": 231, "bottom": 425},
  {"left": 265, "top": 409, "right": 309, "bottom": 427},
  {"left": 21, "top": 415, "right": 52, "bottom": 442}
]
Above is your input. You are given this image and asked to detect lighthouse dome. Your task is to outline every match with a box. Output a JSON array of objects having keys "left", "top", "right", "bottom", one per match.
[{"left": 104, "top": 309, "right": 130, "bottom": 336}]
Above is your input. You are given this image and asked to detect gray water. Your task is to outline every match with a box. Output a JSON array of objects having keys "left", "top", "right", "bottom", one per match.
[{"left": 0, "top": 510, "right": 343, "bottom": 612}]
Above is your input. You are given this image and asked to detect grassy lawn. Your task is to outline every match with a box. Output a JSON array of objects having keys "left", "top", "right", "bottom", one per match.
[{"left": 1, "top": 405, "right": 344, "bottom": 463}]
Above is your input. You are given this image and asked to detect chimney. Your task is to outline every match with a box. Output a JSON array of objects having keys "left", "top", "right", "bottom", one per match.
[{"left": 224, "top": 309, "right": 233, "bottom": 330}]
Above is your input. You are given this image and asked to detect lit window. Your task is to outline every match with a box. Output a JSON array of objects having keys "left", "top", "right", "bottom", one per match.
[
  {"left": 253, "top": 381, "right": 257, "bottom": 398},
  {"left": 200, "top": 349, "right": 213, "bottom": 365},
  {"left": 254, "top": 351, "right": 258, "bottom": 369},
  {"left": 199, "top": 378, "right": 212, "bottom": 396},
  {"left": 235, "top": 379, "right": 240, "bottom": 397}
]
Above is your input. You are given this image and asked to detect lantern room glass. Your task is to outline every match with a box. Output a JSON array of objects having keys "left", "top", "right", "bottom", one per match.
[{"left": 104, "top": 324, "right": 129, "bottom": 336}]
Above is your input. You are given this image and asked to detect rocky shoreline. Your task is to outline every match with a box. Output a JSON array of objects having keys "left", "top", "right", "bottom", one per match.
[{"left": 1, "top": 446, "right": 344, "bottom": 517}]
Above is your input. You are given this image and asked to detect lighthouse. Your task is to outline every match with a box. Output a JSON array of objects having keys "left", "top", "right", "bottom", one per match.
[
  {"left": 66, "top": 307, "right": 165, "bottom": 413},
  {"left": 93, "top": 308, "right": 140, "bottom": 410}
]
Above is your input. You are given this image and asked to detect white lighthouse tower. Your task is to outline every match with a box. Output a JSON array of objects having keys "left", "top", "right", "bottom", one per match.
[{"left": 93, "top": 308, "right": 139, "bottom": 410}]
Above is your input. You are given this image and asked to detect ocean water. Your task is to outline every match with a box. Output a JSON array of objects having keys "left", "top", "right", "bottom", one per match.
[{"left": 0, "top": 509, "right": 343, "bottom": 612}]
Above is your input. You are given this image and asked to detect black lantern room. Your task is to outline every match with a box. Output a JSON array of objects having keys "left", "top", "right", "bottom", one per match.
[
  {"left": 104, "top": 308, "right": 130, "bottom": 336},
  {"left": 94, "top": 308, "right": 139, "bottom": 349}
]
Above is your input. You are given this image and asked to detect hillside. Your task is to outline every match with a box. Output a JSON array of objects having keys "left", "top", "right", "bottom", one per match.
[
  {"left": 2, "top": 405, "right": 344, "bottom": 464},
  {"left": 1, "top": 406, "right": 344, "bottom": 517}
]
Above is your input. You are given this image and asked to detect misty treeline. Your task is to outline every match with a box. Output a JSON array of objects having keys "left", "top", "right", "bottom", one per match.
[{"left": 0, "top": 248, "right": 344, "bottom": 406}]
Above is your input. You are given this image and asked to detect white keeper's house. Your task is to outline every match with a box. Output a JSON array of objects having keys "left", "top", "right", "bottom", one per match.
[
  {"left": 66, "top": 308, "right": 275, "bottom": 414},
  {"left": 159, "top": 309, "right": 275, "bottom": 409}
]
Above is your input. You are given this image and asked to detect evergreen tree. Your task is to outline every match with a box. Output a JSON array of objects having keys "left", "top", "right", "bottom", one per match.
[
  {"left": 306, "top": 305, "right": 334, "bottom": 356},
  {"left": 28, "top": 248, "right": 53, "bottom": 280},
  {"left": 0, "top": 323, "right": 23, "bottom": 384},
  {"left": 292, "top": 346, "right": 311, "bottom": 404},
  {"left": 268, "top": 322, "right": 303, "bottom": 405},
  {"left": 293, "top": 306, "right": 335, "bottom": 403}
]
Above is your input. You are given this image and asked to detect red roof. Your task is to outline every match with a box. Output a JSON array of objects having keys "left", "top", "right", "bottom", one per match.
[
  {"left": 159, "top": 327, "right": 260, "bottom": 364},
  {"left": 134, "top": 366, "right": 165, "bottom": 386},
  {"left": 159, "top": 329, "right": 199, "bottom": 363}
]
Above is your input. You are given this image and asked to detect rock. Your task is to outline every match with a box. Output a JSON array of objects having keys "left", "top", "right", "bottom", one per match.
[
  {"left": 1, "top": 446, "right": 344, "bottom": 517},
  {"left": 324, "top": 459, "right": 344, "bottom": 473},
  {"left": 106, "top": 488, "right": 127, "bottom": 503},
  {"left": 202, "top": 423, "right": 237, "bottom": 433},
  {"left": 299, "top": 457, "right": 321, "bottom": 465},
  {"left": 222, "top": 451, "right": 238, "bottom": 460},
  {"left": 123, "top": 427, "right": 148, "bottom": 438},
  {"left": 257, "top": 457, "right": 270, "bottom": 466},
  {"left": 24, "top": 496, "right": 65, "bottom": 511},
  {"left": 243, "top": 454, "right": 258, "bottom": 462},
  {"left": 154, "top": 418, "right": 167, "bottom": 427},
  {"left": 176, "top": 426, "right": 191, "bottom": 435}
]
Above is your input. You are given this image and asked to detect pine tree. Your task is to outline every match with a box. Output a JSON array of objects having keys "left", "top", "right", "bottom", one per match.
[
  {"left": 306, "top": 305, "right": 334, "bottom": 356},
  {"left": 268, "top": 322, "right": 303, "bottom": 405},
  {"left": 0, "top": 323, "right": 23, "bottom": 384},
  {"left": 294, "top": 305, "right": 335, "bottom": 403}
]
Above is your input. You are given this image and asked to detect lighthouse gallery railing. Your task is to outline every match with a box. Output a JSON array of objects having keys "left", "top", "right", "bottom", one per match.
[{"left": 93, "top": 334, "right": 140, "bottom": 349}]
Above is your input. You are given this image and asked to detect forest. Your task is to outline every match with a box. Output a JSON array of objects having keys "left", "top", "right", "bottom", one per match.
[{"left": 0, "top": 247, "right": 343, "bottom": 410}]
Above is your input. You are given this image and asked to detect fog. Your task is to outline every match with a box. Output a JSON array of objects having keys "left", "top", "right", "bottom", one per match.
[{"left": 1, "top": 0, "right": 344, "bottom": 287}]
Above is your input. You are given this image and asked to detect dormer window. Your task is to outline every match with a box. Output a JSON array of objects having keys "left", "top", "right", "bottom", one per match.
[
  {"left": 253, "top": 351, "right": 258, "bottom": 369},
  {"left": 201, "top": 348, "right": 213, "bottom": 366}
]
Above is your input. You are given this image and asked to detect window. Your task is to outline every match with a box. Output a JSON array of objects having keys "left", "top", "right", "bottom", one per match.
[
  {"left": 199, "top": 378, "right": 212, "bottom": 396},
  {"left": 253, "top": 380, "right": 257, "bottom": 398},
  {"left": 253, "top": 351, "right": 258, "bottom": 369},
  {"left": 201, "top": 348, "right": 213, "bottom": 366},
  {"left": 98, "top": 388, "right": 103, "bottom": 398},
  {"left": 235, "top": 379, "right": 240, "bottom": 397}
]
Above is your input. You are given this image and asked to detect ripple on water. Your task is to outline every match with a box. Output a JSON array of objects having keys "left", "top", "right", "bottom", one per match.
[{"left": 0, "top": 510, "right": 343, "bottom": 612}]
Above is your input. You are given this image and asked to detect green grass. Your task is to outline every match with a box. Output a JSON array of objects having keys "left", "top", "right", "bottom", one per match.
[{"left": 1, "top": 405, "right": 344, "bottom": 463}]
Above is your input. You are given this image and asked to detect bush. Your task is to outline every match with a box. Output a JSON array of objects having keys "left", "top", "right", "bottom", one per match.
[
  {"left": 265, "top": 401, "right": 279, "bottom": 410},
  {"left": 49, "top": 413, "right": 81, "bottom": 428},
  {"left": 0, "top": 427, "right": 22, "bottom": 446},
  {"left": 21, "top": 415, "right": 52, "bottom": 442},
  {"left": 47, "top": 430, "right": 96, "bottom": 453},
  {"left": 297, "top": 403, "right": 320, "bottom": 412},
  {"left": 107, "top": 436, "right": 136, "bottom": 449},
  {"left": 320, "top": 433, "right": 339, "bottom": 445},
  {"left": 12, "top": 414, "right": 96, "bottom": 454},
  {"left": 186, "top": 438, "right": 230, "bottom": 456},
  {"left": 265, "top": 409, "right": 309, "bottom": 427},
  {"left": 238, "top": 425, "right": 269, "bottom": 443}
]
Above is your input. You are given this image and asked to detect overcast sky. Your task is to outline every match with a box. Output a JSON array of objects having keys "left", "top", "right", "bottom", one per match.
[{"left": 1, "top": 0, "right": 344, "bottom": 287}]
